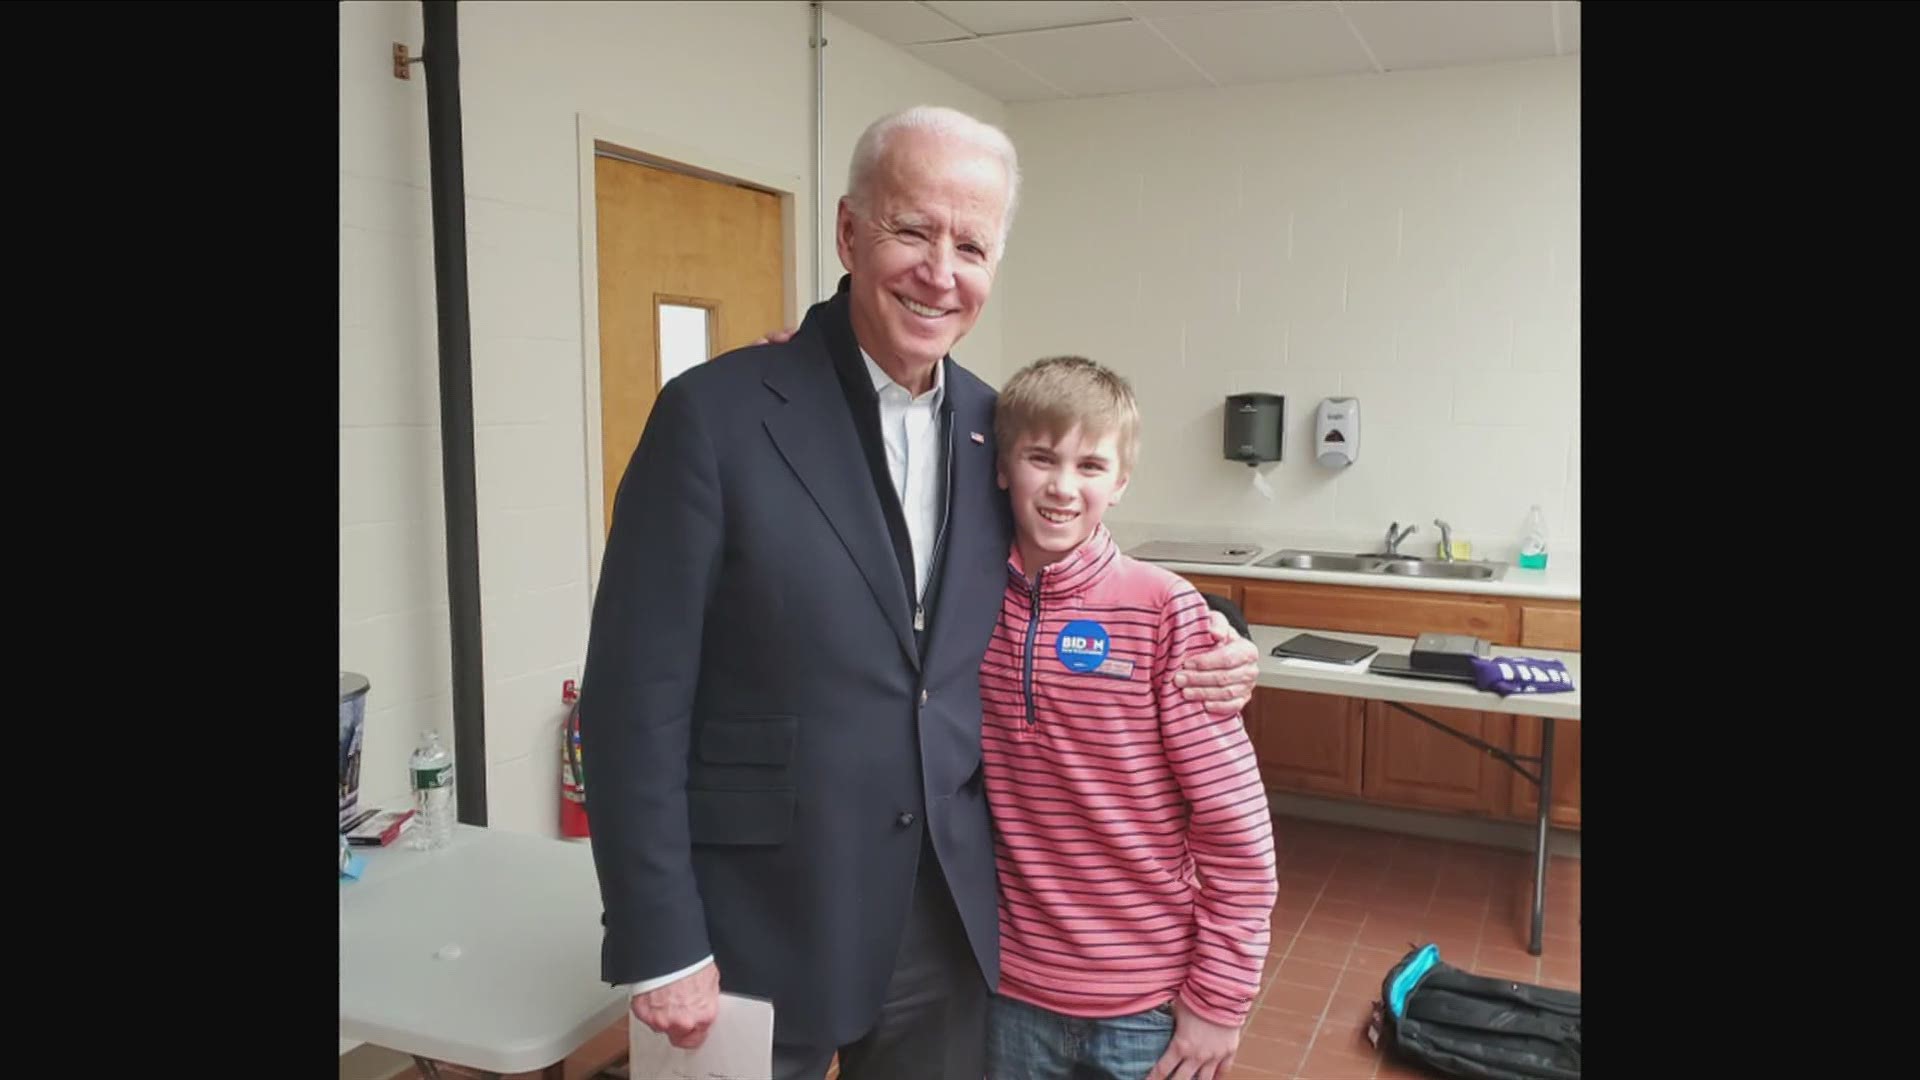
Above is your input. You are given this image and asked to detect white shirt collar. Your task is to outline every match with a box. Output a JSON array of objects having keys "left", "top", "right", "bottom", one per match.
[{"left": 860, "top": 348, "right": 945, "bottom": 406}]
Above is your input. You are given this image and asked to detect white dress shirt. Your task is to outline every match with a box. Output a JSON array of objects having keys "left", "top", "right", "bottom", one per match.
[
  {"left": 861, "top": 348, "right": 947, "bottom": 605},
  {"left": 626, "top": 351, "right": 948, "bottom": 1001}
]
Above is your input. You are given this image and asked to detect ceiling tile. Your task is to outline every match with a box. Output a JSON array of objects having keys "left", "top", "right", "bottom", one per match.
[
  {"left": 924, "top": 1, "right": 1131, "bottom": 37},
  {"left": 824, "top": 1, "right": 973, "bottom": 45},
  {"left": 1341, "top": 1, "right": 1558, "bottom": 72},
  {"left": 907, "top": 39, "right": 1071, "bottom": 102},
  {"left": 1121, "top": 1, "right": 1297, "bottom": 17},
  {"left": 1154, "top": 2, "right": 1375, "bottom": 86},
  {"left": 985, "top": 21, "right": 1214, "bottom": 96},
  {"left": 1556, "top": 1, "right": 1580, "bottom": 54}
]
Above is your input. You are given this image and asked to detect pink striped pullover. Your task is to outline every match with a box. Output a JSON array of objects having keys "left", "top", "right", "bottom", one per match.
[{"left": 980, "top": 525, "right": 1278, "bottom": 1029}]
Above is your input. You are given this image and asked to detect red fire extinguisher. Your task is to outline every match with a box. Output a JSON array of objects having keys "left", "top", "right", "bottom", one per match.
[{"left": 560, "top": 678, "right": 590, "bottom": 839}]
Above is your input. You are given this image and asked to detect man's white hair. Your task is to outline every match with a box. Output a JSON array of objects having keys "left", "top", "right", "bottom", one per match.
[{"left": 844, "top": 105, "right": 1022, "bottom": 252}]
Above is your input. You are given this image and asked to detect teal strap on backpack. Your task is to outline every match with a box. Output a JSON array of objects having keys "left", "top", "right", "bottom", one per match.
[{"left": 1387, "top": 944, "right": 1440, "bottom": 1018}]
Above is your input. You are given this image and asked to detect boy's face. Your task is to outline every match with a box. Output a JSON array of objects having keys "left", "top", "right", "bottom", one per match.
[{"left": 997, "top": 423, "right": 1130, "bottom": 575}]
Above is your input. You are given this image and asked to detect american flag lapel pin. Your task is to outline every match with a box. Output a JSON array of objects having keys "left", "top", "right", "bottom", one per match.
[{"left": 969, "top": 431, "right": 986, "bottom": 445}]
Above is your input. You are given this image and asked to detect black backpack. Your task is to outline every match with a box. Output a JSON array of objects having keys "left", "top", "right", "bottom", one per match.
[{"left": 1368, "top": 943, "right": 1580, "bottom": 1079}]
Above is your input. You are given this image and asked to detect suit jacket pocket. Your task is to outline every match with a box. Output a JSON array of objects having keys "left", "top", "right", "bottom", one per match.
[
  {"left": 687, "top": 786, "right": 795, "bottom": 846},
  {"left": 687, "top": 716, "right": 798, "bottom": 845}
]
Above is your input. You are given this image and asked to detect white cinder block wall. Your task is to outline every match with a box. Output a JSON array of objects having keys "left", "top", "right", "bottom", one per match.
[
  {"left": 339, "top": 0, "right": 1003, "bottom": 836},
  {"left": 998, "top": 57, "right": 1580, "bottom": 560}
]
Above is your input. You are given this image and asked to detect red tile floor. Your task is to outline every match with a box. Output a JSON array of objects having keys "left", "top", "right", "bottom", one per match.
[
  {"left": 1214, "top": 816, "right": 1579, "bottom": 1079},
  {"left": 377, "top": 816, "right": 1578, "bottom": 1080}
]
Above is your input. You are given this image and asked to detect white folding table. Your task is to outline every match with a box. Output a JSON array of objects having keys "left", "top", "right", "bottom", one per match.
[
  {"left": 339, "top": 824, "right": 628, "bottom": 1078},
  {"left": 1250, "top": 624, "right": 1582, "bottom": 956}
]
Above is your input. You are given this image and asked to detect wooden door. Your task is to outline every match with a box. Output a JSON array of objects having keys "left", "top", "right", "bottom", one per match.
[{"left": 593, "top": 150, "right": 786, "bottom": 535}]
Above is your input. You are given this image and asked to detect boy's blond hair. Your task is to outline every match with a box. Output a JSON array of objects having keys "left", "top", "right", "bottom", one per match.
[{"left": 995, "top": 356, "right": 1141, "bottom": 475}]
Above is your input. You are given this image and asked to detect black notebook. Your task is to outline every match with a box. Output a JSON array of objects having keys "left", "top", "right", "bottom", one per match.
[{"left": 1270, "top": 632, "right": 1379, "bottom": 666}]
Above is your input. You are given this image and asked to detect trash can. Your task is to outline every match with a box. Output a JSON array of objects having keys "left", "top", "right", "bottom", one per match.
[{"left": 340, "top": 672, "right": 371, "bottom": 827}]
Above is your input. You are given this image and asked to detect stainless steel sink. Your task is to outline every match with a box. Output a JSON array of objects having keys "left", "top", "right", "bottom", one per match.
[
  {"left": 1259, "top": 552, "right": 1382, "bottom": 573},
  {"left": 1254, "top": 548, "right": 1507, "bottom": 581},
  {"left": 1381, "top": 560, "right": 1500, "bottom": 580}
]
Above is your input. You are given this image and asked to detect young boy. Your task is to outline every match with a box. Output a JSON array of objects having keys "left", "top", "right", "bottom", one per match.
[{"left": 980, "top": 356, "right": 1278, "bottom": 1080}]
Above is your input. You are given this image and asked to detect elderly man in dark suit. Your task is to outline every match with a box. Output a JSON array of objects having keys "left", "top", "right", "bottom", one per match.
[{"left": 579, "top": 105, "right": 1261, "bottom": 1080}]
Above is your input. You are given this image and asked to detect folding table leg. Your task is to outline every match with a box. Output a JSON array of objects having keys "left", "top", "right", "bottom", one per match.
[{"left": 1527, "top": 717, "right": 1557, "bottom": 956}]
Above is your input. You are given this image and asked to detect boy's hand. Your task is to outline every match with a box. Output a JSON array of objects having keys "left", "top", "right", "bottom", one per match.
[
  {"left": 1174, "top": 610, "right": 1260, "bottom": 718},
  {"left": 752, "top": 325, "right": 799, "bottom": 346},
  {"left": 1145, "top": 997, "right": 1240, "bottom": 1080}
]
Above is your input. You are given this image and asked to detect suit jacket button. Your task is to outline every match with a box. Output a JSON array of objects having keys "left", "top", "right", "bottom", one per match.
[
  {"left": 896, "top": 812, "right": 916, "bottom": 827},
  {"left": 920, "top": 689, "right": 929, "bottom": 706}
]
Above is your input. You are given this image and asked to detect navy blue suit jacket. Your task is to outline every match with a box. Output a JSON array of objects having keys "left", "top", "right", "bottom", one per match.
[{"left": 580, "top": 282, "right": 1012, "bottom": 1049}]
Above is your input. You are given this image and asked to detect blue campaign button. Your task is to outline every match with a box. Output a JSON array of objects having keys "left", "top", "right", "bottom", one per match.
[{"left": 1055, "top": 620, "right": 1111, "bottom": 673}]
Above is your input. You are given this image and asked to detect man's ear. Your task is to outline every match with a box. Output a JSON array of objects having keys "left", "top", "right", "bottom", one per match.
[{"left": 836, "top": 198, "right": 857, "bottom": 272}]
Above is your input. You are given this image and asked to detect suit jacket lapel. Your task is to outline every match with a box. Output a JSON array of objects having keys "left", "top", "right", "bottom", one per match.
[
  {"left": 927, "top": 360, "right": 1000, "bottom": 653},
  {"left": 762, "top": 331, "right": 920, "bottom": 669}
]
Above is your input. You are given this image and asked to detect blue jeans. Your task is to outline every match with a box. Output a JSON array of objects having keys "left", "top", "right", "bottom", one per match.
[{"left": 986, "top": 992, "right": 1176, "bottom": 1080}]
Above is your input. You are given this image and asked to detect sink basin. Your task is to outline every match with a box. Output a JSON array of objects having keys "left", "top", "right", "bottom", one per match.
[
  {"left": 1259, "top": 552, "right": 1382, "bottom": 573},
  {"left": 1254, "top": 548, "right": 1507, "bottom": 581},
  {"left": 1381, "top": 560, "right": 1501, "bottom": 581}
]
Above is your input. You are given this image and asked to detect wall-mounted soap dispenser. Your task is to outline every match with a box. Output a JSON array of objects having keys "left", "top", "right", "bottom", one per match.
[
  {"left": 1315, "top": 397, "right": 1359, "bottom": 467},
  {"left": 1224, "top": 393, "right": 1284, "bottom": 466}
]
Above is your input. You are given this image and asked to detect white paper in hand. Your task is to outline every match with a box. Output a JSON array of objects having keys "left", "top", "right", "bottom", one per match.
[
  {"left": 1278, "top": 654, "right": 1375, "bottom": 673},
  {"left": 629, "top": 992, "right": 775, "bottom": 1080}
]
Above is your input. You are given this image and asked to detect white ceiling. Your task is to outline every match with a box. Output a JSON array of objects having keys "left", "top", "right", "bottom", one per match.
[{"left": 824, "top": 1, "right": 1580, "bottom": 102}]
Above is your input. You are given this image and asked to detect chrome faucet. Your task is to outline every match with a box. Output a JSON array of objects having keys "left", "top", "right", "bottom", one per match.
[
  {"left": 1434, "top": 519, "right": 1455, "bottom": 561},
  {"left": 1382, "top": 521, "right": 1417, "bottom": 556}
]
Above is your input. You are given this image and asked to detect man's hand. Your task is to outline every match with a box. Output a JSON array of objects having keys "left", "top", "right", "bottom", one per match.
[
  {"left": 751, "top": 325, "right": 799, "bottom": 346},
  {"left": 1175, "top": 608, "right": 1260, "bottom": 718},
  {"left": 631, "top": 962, "right": 722, "bottom": 1049},
  {"left": 1145, "top": 997, "right": 1241, "bottom": 1080}
]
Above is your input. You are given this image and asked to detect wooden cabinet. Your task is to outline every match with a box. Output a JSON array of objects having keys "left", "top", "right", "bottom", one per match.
[
  {"left": 1517, "top": 601, "right": 1580, "bottom": 651},
  {"left": 1362, "top": 702, "right": 1512, "bottom": 816},
  {"left": 1508, "top": 599, "right": 1582, "bottom": 828},
  {"left": 1174, "top": 573, "right": 1245, "bottom": 610},
  {"left": 1508, "top": 717, "right": 1581, "bottom": 829},
  {"left": 1249, "top": 688, "right": 1364, "bottom": 798},
  {"left": 1242, "top": 581, "right": 1514, "bottom": 643}
]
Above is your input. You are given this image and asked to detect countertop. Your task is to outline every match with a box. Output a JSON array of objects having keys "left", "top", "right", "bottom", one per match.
[{"left": 1104, "top": 520, "right": 1581, "bottom": 602}]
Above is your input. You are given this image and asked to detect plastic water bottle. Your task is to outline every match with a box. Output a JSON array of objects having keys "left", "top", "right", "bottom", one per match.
[
  {"left": 408, "top": 730, "right": 455, "bottom": 850},
  {"left": 1517, "top": 505, "right": 1550, "bottom": 570}
]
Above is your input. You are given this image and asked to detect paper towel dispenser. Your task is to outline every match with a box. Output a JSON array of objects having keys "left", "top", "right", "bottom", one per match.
[{"left": 1224, "top": 393, "right": 1283, "bottom": 466}]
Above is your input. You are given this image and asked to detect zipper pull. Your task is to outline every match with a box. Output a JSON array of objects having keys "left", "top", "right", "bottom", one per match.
[{"left": 914, "top": 606, "right": 925, "bottom": 632}]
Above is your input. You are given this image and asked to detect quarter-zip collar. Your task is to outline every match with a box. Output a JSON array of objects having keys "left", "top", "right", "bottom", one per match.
[{"left": 1005, "top": 524, "right": 1120, "bottom": 602}]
